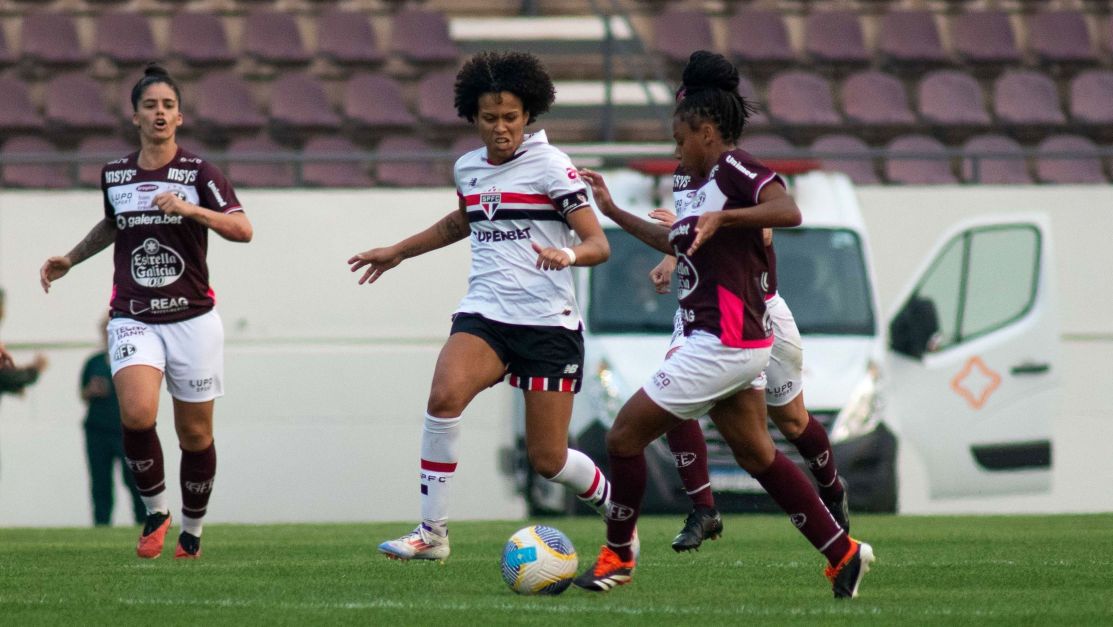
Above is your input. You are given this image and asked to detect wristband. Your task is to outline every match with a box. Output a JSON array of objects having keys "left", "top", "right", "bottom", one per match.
[{"left": 560, "top": 247, "right": 577, "bottom": 266}]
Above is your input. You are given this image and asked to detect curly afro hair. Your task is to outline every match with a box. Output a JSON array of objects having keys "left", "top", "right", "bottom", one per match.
[
  {"left": 674, "top": 50, "right": 756, "bottom": 145},
  {"left": 454, "top": 51, "right": 556, "bottom": 125}
]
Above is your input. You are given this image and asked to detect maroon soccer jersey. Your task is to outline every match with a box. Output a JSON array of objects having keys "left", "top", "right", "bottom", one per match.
[
  {"left": 101, "top": 148, "right": 242, "bottom": 323},
  {"left": 669, "top": 150, "right": 784, "bottom": 348}
]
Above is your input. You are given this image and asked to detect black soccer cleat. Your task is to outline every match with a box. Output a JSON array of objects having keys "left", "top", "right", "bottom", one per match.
[
  {"left": 826, "top": 539, "right": 875, "bottom": 599},
  {"left": 671, "top": 506, "right": 724, "bottom": 552},
  {"left": 573, "top": 546, "right": 635, "bottom": 592},
  {"left": 823, "top": 477, "right": 851, "bottom": 534},
  {"left": 174, "top": 531, "right": 202, "bottom": 559}
]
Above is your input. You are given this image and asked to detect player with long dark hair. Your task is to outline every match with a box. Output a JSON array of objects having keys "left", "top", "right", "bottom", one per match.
[
  {"left": 40, "top": 64, "right": 252, "bottom": 559},
  {"left": 574, "top": 51, "right": 873, "bottom": 598},
  {"left": 349, "top": 51, "right": 614, "bottom": 562}
]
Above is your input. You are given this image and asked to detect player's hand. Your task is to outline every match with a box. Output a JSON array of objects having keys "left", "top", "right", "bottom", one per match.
[
  {"left": 85, "top": 376, "right": 110, "bottom": 398},
  {"left": 531, "top": 241, "right": 573, "bottom": 271},
  {"left": 688, "top": 211, "right": 725, "bottom": 256},
  {"left": 348, "top": 246, "right": 404, "bottom": 285},
  {"left": 577, "top": 169, "right": 616, "bottom": 216},
  {"left": 0, "top": 344, "right": 13, "bottom": 369},
  {"left": 648, "top": 208, "right": 677, "bottom": 227},
  {"left": 649, "top": 256, "right": 676, "bottom": 294},
  {"left": 153, "top": 191, "right": 194, "bottom": 218},
  {"left": 40, "top": 256, "right": 73, "bottom": 293}
]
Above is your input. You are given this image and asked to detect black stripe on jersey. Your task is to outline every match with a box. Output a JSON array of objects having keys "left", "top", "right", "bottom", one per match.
[{"left": 466, "top": 210, "right": 569, "bottom": 224}]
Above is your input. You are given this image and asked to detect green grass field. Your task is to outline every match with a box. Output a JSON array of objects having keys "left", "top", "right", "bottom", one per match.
[{"left": 2, "top": 514, "right": 1111, "bottom": 626}]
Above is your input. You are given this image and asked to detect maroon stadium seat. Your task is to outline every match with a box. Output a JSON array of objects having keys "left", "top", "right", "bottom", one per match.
[
  {"left": 244, "top": 10, "right": 311, "bottom": 65},
  {"left": 993, "top": 70, "right": 1065, "bottom": 127},
  {"left": 417, "top": 70, "right": 466, "bottom": 128},
  {"left": 1068, "top": 70, "right": 1113, "bottom": 126},
  {"left": 917, "top": 70, "right": 991, "bottom": 126},
  {"left": 740, "top": 133, "right": 794, "bottom": 159},
  {"left": 726, "top": 10, "right": 795, "bottom": 68},
  {"left": 0, "top": 76, "right": 43, "bottom": 132},
  {"left": 767, "top": 71, "right": 841, "bottom": 126},
  {"left": 877, "top": 10, "right": 947, "bottom": 66},
  {"left": 1027, "top": 11, "right": 1096, "bottom": 65},
  {"left": 1035, "top": 135, "right": 1106, "bottom": 184},
  {"left": 77, "top": 135, "right": 135, "bottom": 187},
  {"left": 94, "top": 12, "right": 158, "bottom": 66},
  {"left": 193, "top": 72, "right": 266, "bottom": 135},
  {"left": 884, "top": 134, "right": 957, "bottom": 185},
  {"left": 226, "top": 134, "right": 296, "bottom": 187},
  {"left": 21, "top": 12, "right": 88, "bottom": 67},
  {"left": 343, "top": 72, "right": 415, "bottom": 134},
  {"left": 1, "top": 136, "right": 69, "bottom": 188},
  {"left": 803, "top": 11, "right": 869, "bottom": 65},
  {"left": 737, "top": 75, "right": 768, "bottom": 128},
  {"left": 269, "top": 72, "right": 341, "bottom": 133},
  {"left": 841, "top": 71, "right": 916, "bottom": 127},
  {"left": 169, "top": 12, "right": 235, "bottom": 68},
  {"left": 375, "top": 136, "right": 440, "bottom": 187},
  {"left": 960, "top": 134, "right": 1031, "bottom": 184},
  {"left": 950, "top": 11, "right": 1020, "bottom": 66},
  {"left": 302, "top": 136, "right": 373, "bottom": 188},
  {"left": 0, "top": 23, "right": 14, "bottom": 67},
  {"left": 317, "top": 9, "right": 385, "bottom": 67},
  {"left": 44, "top": 74, "right": 115, "bottom": 133},
  {"left": 810, "top": 134, "right": 880, "bottom": 185},
  {"left": 390, "top": 10, "right": 458, "bottom": 65},
  {"left": 652, "top": 9, "right": 714, "bottom": 65}
]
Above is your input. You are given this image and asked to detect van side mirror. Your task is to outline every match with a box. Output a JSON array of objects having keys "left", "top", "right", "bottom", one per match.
[{"left": 890, "top": 296, "right": 940, "bottom": 358}]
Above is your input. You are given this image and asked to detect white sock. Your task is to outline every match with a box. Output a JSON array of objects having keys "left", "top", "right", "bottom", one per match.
[
  {"left": 548, "top": 448, "right": 610, "bottom": 515},
  {"left": 181, "top": 515, "right": 203, "bottom": 537},
  {"left": 419, "top": 413, "right": 461, "bottom": 532},
  {"left": 141, "top": 493, "right": 169, "bottom": 516}
]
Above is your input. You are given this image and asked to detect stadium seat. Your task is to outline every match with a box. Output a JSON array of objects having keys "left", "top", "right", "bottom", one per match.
[
  {"left": 77, "top": 135, "right": 135, "bottom": 187},
  {"left": 993, "top": 70, "right": 1066, "bottom": 127},
  {"left": 269, "top": 72, "right": 342, "bottom": 134},
  {"left": 737, "top": 75, "right": 768, "bottom": 128},
  {"left": 884, "top": 134, "right": 957, "bottom": 185},
  {"left": 391, "top": 9, "right": 458, "bottom": 66},
  {"left": 21, "top": 12, "right": 88, "bottom": 67},
  {"left": 343, "top": 72, "right": 415, "bottom": 136},
  {"left": 651, "top": 8, "right": 714, "bottom": 66},
  {"left": 244, "top": 10, "right": 311, "bottom": 66},
  {"left": 767, "top": 71, "right": 841, "bottom": 126},
  {"left": 740, "top": 133, "right": 794, "bottom": 159},
  {"left": 960, "top": 134, "right": 1031, "bottom": 184},
  {"left": 877, "top": 10, "right": 947, "bottom": 67},
  {"left": 0, "top": 76, "right": 44, "bottom": 132},
  {"left": 94, "top": 12, "right": 158, "bottom": 66},
  {"left": 317, "top": 10, "right": 385, "bottom": 67},
  {"left": 450, "top": 135, "right": 483, "bottom": 161},
  {"left": 803, "top": 11, "right": 869, "bottom": 66},
  {"left": 917, "top": 70, "right": 991, "bottom": 126},
  {"left": 44, "top": 74, "right": 115, "bottom": 133},
  {"left": 1069, "top": 70, "right": 1113, "bottom": 127},
  {"left": 0, "top": 24, "right": 14, "bottom": 67},
  {"left": 949, "top": 10, "right": 1020, "bottom": 67},
  {"left": 417, "top": 69, "right": 466, "bottom": 128},
  {"left": 726, "top": 10, "right": 795, "bottom": 70},
  {"left": 810, "top": 134, "right": 880, "bottom": 185},
  {"left": 375, "top": 136, "right": 442, "bottom": 187},
  {"left": 1035, "top": 135, "right": 1106, "bottom": 184},
  {"left": 841, "top": 70, "right": 916, "bottom": 127},
  {"left": 301, "top": 136, "right": 373, "bottom": 188},
  {"left": 168, "top": 12, "right": 235, "bottom": 68},
  {"left": 226, "top": 134, "right": 296, "bottom": 188},
  {"left": 1, "top": 136, "right": 69, "bottom": 189},
  {"left": 1027, "top": 11, "right": 1097, "bottom": 65},
  {"left": 193, "top": 72, "right": 266, "bottom": 137}
]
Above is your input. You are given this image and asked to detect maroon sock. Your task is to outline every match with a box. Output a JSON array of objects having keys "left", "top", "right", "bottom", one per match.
[
  {"left": 122, "top": 425, "right": 165, "bottom": 497},
  {"left": 605, "top": 452, "right": 645, "bottom": 562},
  {"left": 752, "top": 450, "right": 850, "bottom": 566},
  {"left": 789, "top": 413, "right": 844, "bottom": 501},
  {"left": 180, "top": 442, "right": 217, "bottom": 519},
  {"left": 665, "top": 420, "right": 715, "bottom": 509}
]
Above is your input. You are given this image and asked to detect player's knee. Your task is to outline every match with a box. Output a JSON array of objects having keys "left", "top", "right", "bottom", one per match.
[
  {"left": 426, "top": 388, "right": 469, "bottom": 416},
  {"left": 118, "top": 402, "right": 157, "bottom": 430},
  {"left": 604, "top": 426, "right": 642, "bottom": 458},
  {"left": 732, "top": 441, "right": 775, "bottom": 474},
  {"left": 175, "top": 424, "right": 212, "bottom": 451},
  {"left": 528, "top": 448, "right": 566, "bottom": 479}
]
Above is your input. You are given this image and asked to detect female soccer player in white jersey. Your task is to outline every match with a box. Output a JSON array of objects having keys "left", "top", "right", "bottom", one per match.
[
  {"left": 40, "top": 65, "right": 252, "bottom": 559},
  {"left": 348, "top": 51, "right": 614, "bottom": 562},
  {"left": 573, "top": 51, "right": 874, "bottom": 599}
]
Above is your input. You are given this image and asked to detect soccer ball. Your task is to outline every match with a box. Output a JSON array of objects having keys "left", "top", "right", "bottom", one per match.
[{"left": 500, "top": 525, "right": 578, "bottom": 595}]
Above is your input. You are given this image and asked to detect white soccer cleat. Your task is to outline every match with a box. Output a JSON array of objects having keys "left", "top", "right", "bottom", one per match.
[{"left": 378, "top": 523, "right": 450, "bottom": 561}]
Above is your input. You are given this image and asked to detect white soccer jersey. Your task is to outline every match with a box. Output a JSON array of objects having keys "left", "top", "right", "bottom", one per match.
[{"left": 453, "top": 130, "right": 589, "bottom": 330}]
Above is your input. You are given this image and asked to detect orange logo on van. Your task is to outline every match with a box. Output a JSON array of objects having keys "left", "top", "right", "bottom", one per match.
[{"left": 951, "top": 356, "right": 1001, "bottom": 409}]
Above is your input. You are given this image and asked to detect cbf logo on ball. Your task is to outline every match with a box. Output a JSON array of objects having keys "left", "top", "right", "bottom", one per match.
[{"left": 131, "top": 237, "right": 184, "bottom": 287}]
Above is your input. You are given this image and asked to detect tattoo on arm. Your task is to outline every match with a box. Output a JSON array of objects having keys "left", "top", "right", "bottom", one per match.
[
  {"left": 66, "top": 221, "right": 115, "bottom": 265},
  {"left": 437, "top": 211, "right": 469, "bottom": 245}
]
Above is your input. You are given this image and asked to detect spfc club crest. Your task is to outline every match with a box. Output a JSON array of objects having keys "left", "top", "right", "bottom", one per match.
[{"left": 480, "top": 192, "right": 501, "bottom": 219}]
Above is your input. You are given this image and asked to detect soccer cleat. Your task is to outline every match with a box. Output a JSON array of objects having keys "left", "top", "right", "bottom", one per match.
[
  {"left": 573, "top": 545, "right": 636, "bottom": 592},
  {"left": 825, "top": 539, "right": 875, "bottom": 599},
  {"left": 174, "top": 531, "right": 202, "bottom": 559},
  {"left": 377, "top": 523, "right": 450, "bottom": 562},
  {"left": 136, "top": 511, "right": 171, "bottom": 559},
  {"left": 823, "top": 477, "right": 851, "bottom": 534},
  {"left": 671, "top": 505, "right": 723, "bottom": 552}
]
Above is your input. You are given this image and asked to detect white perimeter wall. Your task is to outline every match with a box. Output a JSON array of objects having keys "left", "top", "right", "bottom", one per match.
[{"left": 0, "top": 184, "right": 1109, "bottom": 526}]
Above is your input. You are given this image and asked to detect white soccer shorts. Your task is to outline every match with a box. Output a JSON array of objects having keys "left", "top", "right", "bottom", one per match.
[
  {"left": 107, "top": 309, "right": 225, "bottom": 402},
  {"left": 645, "top": 330, "right": 770, "bottom": 421}
]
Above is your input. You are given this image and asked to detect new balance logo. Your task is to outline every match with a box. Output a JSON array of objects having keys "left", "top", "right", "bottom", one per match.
[{"left": 563, "top": 364, "right": 580, "bottom": 375}]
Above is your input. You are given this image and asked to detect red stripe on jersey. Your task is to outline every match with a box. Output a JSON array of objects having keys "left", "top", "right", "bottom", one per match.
[
  {"left": 463, "top": 192, "right": 553, "bottom": 207},
  {"left": 531, "top": 377, "right": 545, "bottom": 391},
  {"left": 421, "top": 459, "right": 457, "bottom": 473},
  {"left": 509, "top": 374, "right": 520, "bottom": 388},
  {"left": 560, "top": 378, "right": 573, "bottom": 393},
  {"left": 579, "top": 468, "right": 602, "bottom": 498}
]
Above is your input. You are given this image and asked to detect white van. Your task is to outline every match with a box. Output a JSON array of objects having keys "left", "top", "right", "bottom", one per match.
[{"left": 506, "top": 170, "right": 1059, "bottom": 515}]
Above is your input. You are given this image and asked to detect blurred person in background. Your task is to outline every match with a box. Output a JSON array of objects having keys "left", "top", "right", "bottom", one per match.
[{"left": 0, "top": 287, "right": 49, "bottom": 477}]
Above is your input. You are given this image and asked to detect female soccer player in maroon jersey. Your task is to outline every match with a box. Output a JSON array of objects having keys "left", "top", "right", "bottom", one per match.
[
  {"left": 574, "top": 51, "right": 874, "bottom": 599},
  {"left": 40, "top": 65, "right": 252, "bottom": 559}
]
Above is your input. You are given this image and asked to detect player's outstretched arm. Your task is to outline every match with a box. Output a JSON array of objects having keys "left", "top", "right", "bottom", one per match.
[
  {"left": 40, "top": 219, "right": 115, "bottom": 293},
  {"left": 687, "top": 184, "right": 801, "bottom": 256},
  {"left": 531, "top": 205, "right": 610, "bottom": 271},
  {"left": 579, "top": 168, "right": 672, "bottom": 255},
  {"left": 349, "top": 202, "right": 470, "bottom": 285}
]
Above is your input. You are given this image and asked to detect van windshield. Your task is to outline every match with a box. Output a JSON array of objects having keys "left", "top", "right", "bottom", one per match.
[{"left": 587, "top": 227, "right": 875, "bottom": 336}]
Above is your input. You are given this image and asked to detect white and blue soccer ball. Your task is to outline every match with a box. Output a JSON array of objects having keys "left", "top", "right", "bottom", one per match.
[{"left": 500, "top": 525, "right": 578, "bottom": 595}]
